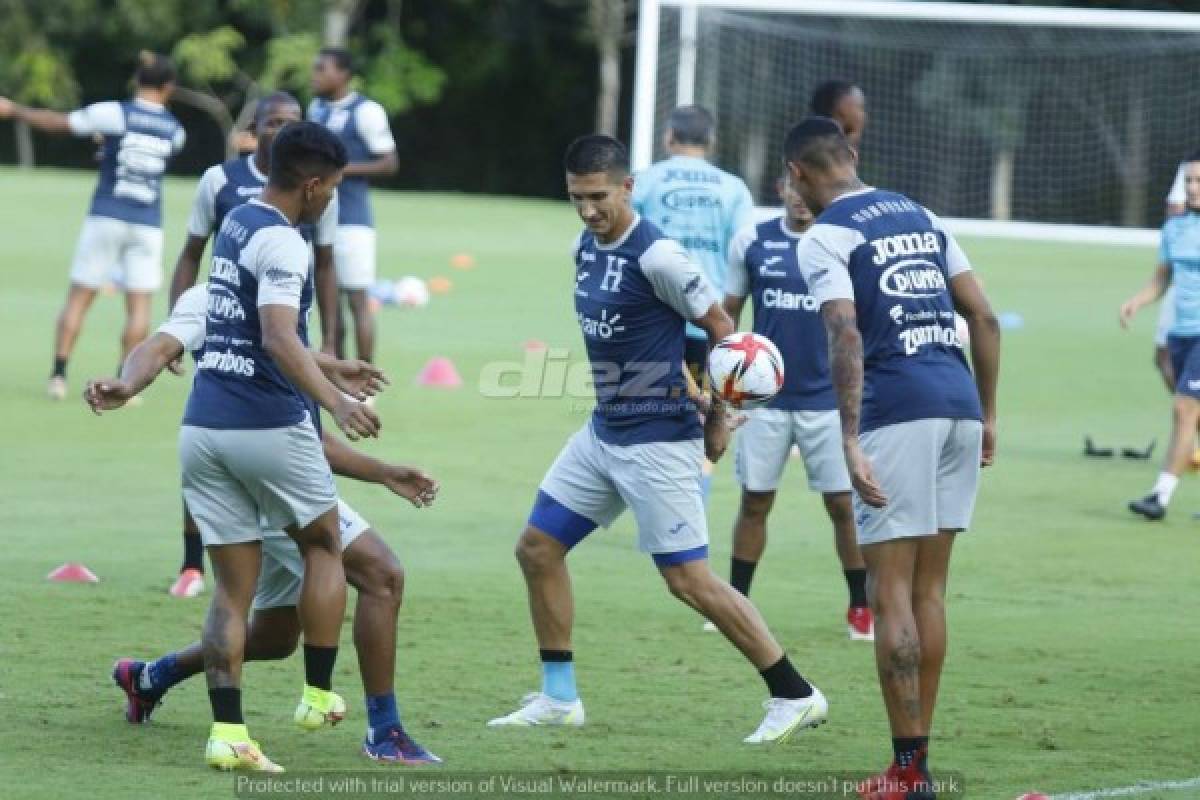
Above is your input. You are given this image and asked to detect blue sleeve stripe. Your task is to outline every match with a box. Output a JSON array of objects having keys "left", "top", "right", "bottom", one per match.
[
  {"left": 652, "top": 544, "right": 709, "bottom": 568},
  {"left": 528, "top": 490, "right": 597, "bottom": 550}
]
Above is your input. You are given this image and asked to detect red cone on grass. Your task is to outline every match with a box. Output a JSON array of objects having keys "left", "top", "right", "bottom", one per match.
[
  {"left": 47, "top": 562, "right": 99, "bottom": 583},
  {"left": 416, "top": 357, "right": 462, "bottom": 389}
]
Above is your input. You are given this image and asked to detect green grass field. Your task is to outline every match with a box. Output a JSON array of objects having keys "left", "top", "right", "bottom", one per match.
[{"left": 0, "top": 167, "right": 1198, "bottom": 800}]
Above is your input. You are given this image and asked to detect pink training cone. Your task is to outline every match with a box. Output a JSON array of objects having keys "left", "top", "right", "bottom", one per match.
[
  {"left": 524, "top": 339, "right": 547, "bottom": 352},
  {"left": 47, "top": 562, "right": 99, "bottom": 583},
  {"left": 416, "top": 357, "right": 463, "bottom": 389}
]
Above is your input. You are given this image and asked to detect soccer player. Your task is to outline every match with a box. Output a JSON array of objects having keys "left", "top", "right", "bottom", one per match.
[
  {"left": 721, "top": 174, "right": 872, "bottom": 641},
  {"left": 86, "top": 283, "right": 441, "bottom": 765},
  {"left": 786, "top": 117, "right": 999, "bottom": 797},
  {"left": 163, "top": 91, "right": 340, "bottom": 599},
  {"left": 810, "top": 80, "right": 868, "bottom": 151},
  {"left": 179, "top": 121, "right": 377, "bottom": 771},
  {"left": 487, "top": 135, "right": 828, "bottom": 744},
  {"left": 1121, "top": 155, "right": 1200, "bottom": 520},
  {"left": 0, "top": 52, "right": 185, "bottom": 400},
  {"left": 309, "top": 47, "right": 399, "bottom": 362},
  {"left": 632, "top": 105, "right": 756, "bottom": 494}
]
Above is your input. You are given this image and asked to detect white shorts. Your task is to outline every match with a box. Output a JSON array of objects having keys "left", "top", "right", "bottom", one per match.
[
  {"left": 734, "top": 409, "right": 851, "bottom": 493},
  {"left": 532, "top": 423, "right": 709, "bottom": 564},
  {"left": 854, "top": 418, "right": 982, "bottom": 546},
  {"left": 69, "top": 215, "right": 163, "bottom": 292},
  {"left": 253, "top": 499, "right": 371, "bottom": 610},
  {"left": 179, "top": 416, "right": 338, "bottom": 547},
  {"left": 333, "top": 225, "right": 377, "bottom": 290}
]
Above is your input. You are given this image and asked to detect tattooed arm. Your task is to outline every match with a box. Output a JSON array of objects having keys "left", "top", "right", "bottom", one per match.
[{"left": 822, "top": 298, "right": 886, "bottom": 508}]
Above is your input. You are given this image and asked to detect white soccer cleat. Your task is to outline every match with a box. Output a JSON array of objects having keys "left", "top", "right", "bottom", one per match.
[
  {"left": 486, "top": 692, "right": 585, "bottom": 727},
  {"left": 743, "top": 687, "right": 828, "bottom": 744},
  {"left": 702, "top": 620, "right": 718, "bottom": 632},
  {"left": 47, "top": 376, "right": 67, "bottom": 401}
]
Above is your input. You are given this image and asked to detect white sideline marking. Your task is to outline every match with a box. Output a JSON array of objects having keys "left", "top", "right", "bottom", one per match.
[{"left": 1049, "top": 776, "right": 1200, "bottom": 799}]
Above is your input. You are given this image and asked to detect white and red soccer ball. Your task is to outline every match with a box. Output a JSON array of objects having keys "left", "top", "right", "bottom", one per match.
[{"left": 706, "top": 332, "right": 785, "bottom": 409}]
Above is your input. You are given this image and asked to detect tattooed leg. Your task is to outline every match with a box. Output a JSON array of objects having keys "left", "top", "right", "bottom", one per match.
[
  {"left": 203, "top": 541, "right": 263, "bottom": 689},
  {"left": 863, "top": 538, "right": 925, "bottom": 737}
]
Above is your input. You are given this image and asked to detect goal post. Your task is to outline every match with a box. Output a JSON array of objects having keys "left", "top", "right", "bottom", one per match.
[{"left": 631, "top": 0, "right": 1200, "bottom": 245}]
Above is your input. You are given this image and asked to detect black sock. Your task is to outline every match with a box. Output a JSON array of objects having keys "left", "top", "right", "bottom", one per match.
[
  {"left": 845, "top": 568, "right": 868, "bottom": 608},
  {"left": 893, "top": 736, "right": 929, "bottom": 768},
  {"left": 759, "top": 655, "right": 813, "bottom": 699},
  {"left": 539, "top": 649, "right": 573, "bottom": 663},
  {"left": 182, "top": 532, "right": 204, "bottom": 573},
  {"left": 730, "top": 557, "right": 757, "bottom": 596},
  {"left": 303, "top": 644, "right": 338, "bottom": 690},
  {"left": 208, "top": 687, "right": 243, "bottom": 724},
  {"left": 52, "top": 357, "right": 66, "bottom": 378}
]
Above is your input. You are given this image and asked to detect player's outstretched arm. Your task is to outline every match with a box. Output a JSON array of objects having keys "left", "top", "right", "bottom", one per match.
[
  {"left": 1119, "top": 263, "right": 1171, "bottom": 328},
  {"left": 310, "top": 350, "right": 389, "bottom": 400},
  {"left": 261, "top": 305, "right": 379, "bottom": 440},
  {"left": 950, "top": 273, "right": 1001, "bottom": 467},
  {"left": 83, "top": 333, "right": 184, "bottom": 414},
  {"left": 319, "top": 429, "right": 438, "bottom": 508},
  {"left": 314, "top": 244, "right": 339, "bottom": 354},
  {"left": 0, "top": 98, "right": 72, "bottom": 134},
  {"left": 822, "top": 298, "right": 886, "bottom": 508},
  {"left": 343, "top": 151, "right": 398, "bottom": 179}
]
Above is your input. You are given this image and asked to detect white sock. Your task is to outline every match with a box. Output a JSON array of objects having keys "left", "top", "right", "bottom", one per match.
[{"left": 1152, "top": 472, "right": 1179, "bottom": 505}]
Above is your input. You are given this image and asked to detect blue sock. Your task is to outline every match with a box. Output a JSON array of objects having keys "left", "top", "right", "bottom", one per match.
[
  {"left": 366, "top": 693, "right": 400, "bottom": 737},
  {"left": 140, "top": 653, "right": 182, "bottom": 693},
  {"left": 540, "top": 651, "right": 577, "bottom": 702}
]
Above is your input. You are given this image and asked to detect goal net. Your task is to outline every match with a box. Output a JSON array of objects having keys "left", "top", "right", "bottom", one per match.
[{"left": 633, "top": 0, "right": 1200, "bottom": 236}]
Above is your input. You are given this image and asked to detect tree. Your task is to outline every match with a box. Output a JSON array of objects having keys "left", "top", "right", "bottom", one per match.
[{"left": 588, "top": 0, "right": 627, "bottom": 136}]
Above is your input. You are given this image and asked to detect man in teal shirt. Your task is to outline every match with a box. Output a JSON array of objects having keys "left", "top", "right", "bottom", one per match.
[{"left": 633, "top": 105, "right": 756, "bottom": 386}]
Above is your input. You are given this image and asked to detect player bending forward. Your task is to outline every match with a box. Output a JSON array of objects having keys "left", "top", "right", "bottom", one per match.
[
  {"left": 86, "top": 282, "right": 440, "bottom": 766},
  {"left": 786, "top": 117, "right": 999, "bottom": 799},
  {"left": 488, "top": 135, "right": 827, "bottom": 744}
]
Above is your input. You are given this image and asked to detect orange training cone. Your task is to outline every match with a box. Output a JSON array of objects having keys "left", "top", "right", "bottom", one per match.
[
  {"left": 416, "top": 357, "right": 462, "bottom": 389},
  {"left": 450, "top": 252, "right": 476, "bottom": 270},
  {"left": 524, "top": 339, "right": 547, "bottom": 352},
  {"left": 428, "top": 276, "right": 453, "bottom": 295},
  {"left": 47, "top": 562, "right": 99, "bottom": 583}
]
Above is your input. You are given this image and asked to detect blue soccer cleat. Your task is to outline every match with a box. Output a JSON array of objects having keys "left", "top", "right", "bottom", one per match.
[{"left": 362, "top": 725, "right": 442, "bottom": 765}]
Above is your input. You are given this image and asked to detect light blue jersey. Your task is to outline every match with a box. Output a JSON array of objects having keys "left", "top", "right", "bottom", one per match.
[
  {"left": 632, "top": 155, "right": 755, "bottom": 338},
  {"left": 1162, "top": 212, "right": 1200, "bottom": 337}
]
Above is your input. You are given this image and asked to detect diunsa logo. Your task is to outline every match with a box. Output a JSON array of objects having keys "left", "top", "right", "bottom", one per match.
[
  {"left": 879, "top": 259, "right": 947, "bottom": 299},
  {"left": 661, "top": 187, "right": 721, "bottom": 212}
]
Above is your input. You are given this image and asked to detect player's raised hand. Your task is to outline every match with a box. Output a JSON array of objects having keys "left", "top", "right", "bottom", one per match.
[
  {"left": 329, "top": 359, "right": 389, "bottom": 400},
  {"left": 379, "top": 465, "right": 439, "bottom": 508},
  {"left": 333, "top": 397, "right": 381, "bottom": 441},
  {"left": 844, "top": 440, "right": 887, "bottom": 508},
  {"left": 83, "top": 378, "right": 134, "bottom": 414},
  {"left": 981, "top": 419, "right": 997, "bottom": 467}
]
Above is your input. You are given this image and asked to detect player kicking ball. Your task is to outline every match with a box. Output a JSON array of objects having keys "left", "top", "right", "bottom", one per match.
[
  {"left": 487, "top": 135, "right": 827, "bottom": 744},
  {"left": 719, "top": 173, "right": 872, "bottom": 641},
  {"left": 787, "top": 118, "right": 1000, "bottom": 798},
  {"left": 85, "top": 282, "right": 440, "bottom": 766},
  {"left": 1121, "top": 155, "right": 1200, "bottom": 520}
]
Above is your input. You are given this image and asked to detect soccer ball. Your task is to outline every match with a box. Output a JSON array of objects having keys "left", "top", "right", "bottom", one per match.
[
  {"left": 706, "top": 332, "right": 785, "bottom": 409},
  {"left": 394, "top": 276, "right": 431, "bottom": 307}
]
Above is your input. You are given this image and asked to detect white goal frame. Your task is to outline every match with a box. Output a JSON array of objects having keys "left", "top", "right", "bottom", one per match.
[{"left": 632, "top": 0, "right": 1200, "bottom": 246}]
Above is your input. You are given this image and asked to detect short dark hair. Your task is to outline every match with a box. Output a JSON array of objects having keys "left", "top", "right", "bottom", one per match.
[
  {"left": 563, "top": 134, "right": 630, "bottom": 177},
  {"left": 255, "top": 91, "right": 301, "bottom": 125},
  {"left": 319, "top": 47, "right": 354, "bottom": 74},
  {"left": 783, "top": 116, "right": 853, "bottom": 170},
  {"left": 810, "top": 80, "right": 858, "bottom": 117},
  {"left": 135, "top": 51, "right": 176, "bottom": 88},
  {"left": 1185, "top": 149, "right": 1200, "bottom": 164},
  {"left": 667, "top": 105, "right": 715, "bottom": 147},
  {"left": 269, "top": 121, "right": 348, "bottom": 190}
]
